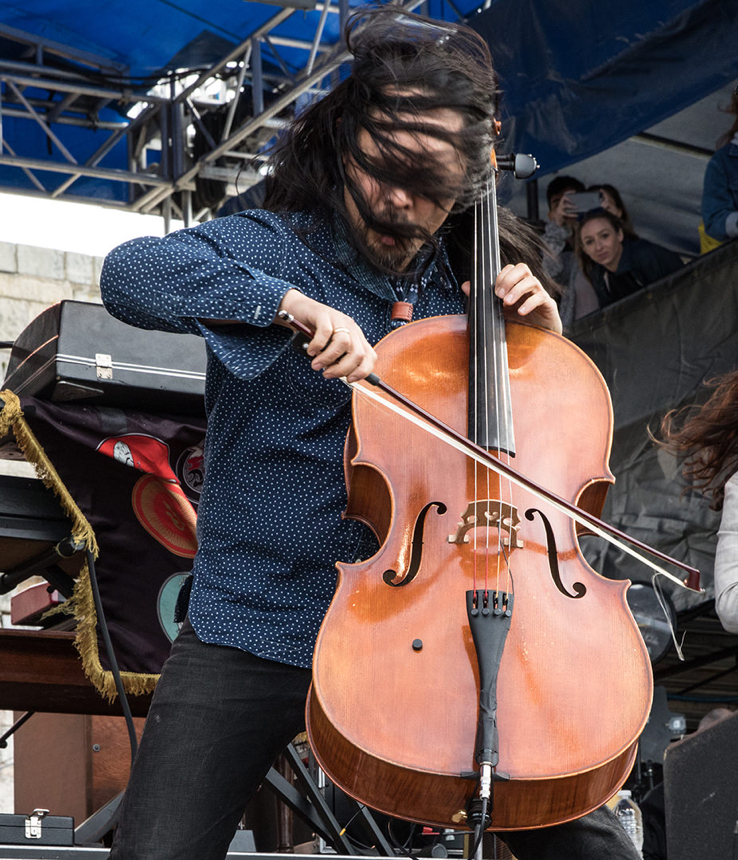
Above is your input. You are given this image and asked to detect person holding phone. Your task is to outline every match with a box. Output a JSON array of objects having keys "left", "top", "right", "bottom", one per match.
[
  {"left": 586, "top": 184, "right": 637, "bottom": 237},
  {"left": 542, "top": 176, "right": 600, "bottom": 325},
  {"left": 542, "top": 176, "right": 611, "bottom": 325},
  {"left": 541, "top": 175, "right": 585, "bottom": 281}
]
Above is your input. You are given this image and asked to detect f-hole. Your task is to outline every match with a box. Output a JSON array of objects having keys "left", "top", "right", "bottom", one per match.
[
  {"left": 525, "top": 508, "right": 586, "bottom": 599},
  {"left": 383, "top": 501, "right": 447, "bottom": 587}
]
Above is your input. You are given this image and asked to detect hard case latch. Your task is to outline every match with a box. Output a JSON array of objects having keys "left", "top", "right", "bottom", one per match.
[{"left": 25, "top": 809, "right": 49, "bottom": 839}]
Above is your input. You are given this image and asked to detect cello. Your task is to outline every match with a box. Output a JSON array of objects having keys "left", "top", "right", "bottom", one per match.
[{"left": 300, "top": 162, "right": 672, "bottom": 833}]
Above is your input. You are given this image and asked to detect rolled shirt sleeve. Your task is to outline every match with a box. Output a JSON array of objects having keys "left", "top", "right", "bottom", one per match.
[{"left": 100, "top": 210, "right": 302, "bottom": 379}]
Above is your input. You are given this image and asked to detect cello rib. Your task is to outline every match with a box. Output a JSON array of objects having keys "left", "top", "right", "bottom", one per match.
[{"left": 308, "top": 691, "right": 640, "bottom": 829}]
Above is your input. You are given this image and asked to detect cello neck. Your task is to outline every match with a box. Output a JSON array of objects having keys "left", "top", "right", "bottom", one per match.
[{"left": 467, "top": 179, "right": 515, "bottom": 455}]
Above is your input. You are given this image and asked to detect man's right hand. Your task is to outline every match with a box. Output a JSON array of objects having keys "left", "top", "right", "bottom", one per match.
[
  {"left": 276, "top": 289, "right": 377, "bottom": 383},
  {"left": 549, "top": 191, "right": 578, "bottom": 227}
]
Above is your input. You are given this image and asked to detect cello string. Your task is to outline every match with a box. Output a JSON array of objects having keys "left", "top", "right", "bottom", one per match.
[
  {"left": 475, "top": 178, "right": 493, "bottom": 596},
  {"left": 485, "top": 171, "right": 513, "bottom": 598},
  {"left": 495, "top": 176, "right": 516, "bottom": 598},
  {"left": 346, "top": 378, "right": 698, "bottom": 593},
  {"left": 472, "top": 201, "right": 480, "bottom": 596},
  {"left": 480, "top": 182, "right": 492, "bottom": 597},
  {"left": 484, "top": 178, "right": 501, "bottom": 596},
  {"left": 480, "top": 183, "right": 500, "bottom": 599}
]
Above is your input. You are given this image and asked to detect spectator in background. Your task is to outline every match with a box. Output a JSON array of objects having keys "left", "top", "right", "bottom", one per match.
[
  {"left": 576, "top": 209, "right": 682, "bottom": 309},
  {"left": 542, "top": 174, "right": 585, "bottom": 283},
  {"left": 560, "top": 182, "right": 637, "bottom": 324},
  {"left": 587, "top": 183, "right": 637, "bottom": 237},
  {"left": 701, "top": 85, "right": 738, "bottom": 253},
  {"left": 542, "top": 175, "right": 601, "bottom": 326},
  {"left": 659, "top": 369, "right": 738, "bottom": 634}
]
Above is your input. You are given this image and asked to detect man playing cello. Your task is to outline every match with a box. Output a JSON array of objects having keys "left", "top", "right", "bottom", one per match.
[{"left": 101, "top": 8, "right": 640, "bottom": 859}]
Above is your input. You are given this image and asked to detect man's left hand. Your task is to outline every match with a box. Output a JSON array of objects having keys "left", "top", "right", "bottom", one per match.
[{"left": 462, "top": 263, "right": 563, "bottom": 335}]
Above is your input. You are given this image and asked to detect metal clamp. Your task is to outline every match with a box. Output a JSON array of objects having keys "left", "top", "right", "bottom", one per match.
[
  {"left": 25, "top": 808, "right": 49, "bottom": 839},
  {"left": 95, "top": 353, "right": 113, "bottom": 379}
]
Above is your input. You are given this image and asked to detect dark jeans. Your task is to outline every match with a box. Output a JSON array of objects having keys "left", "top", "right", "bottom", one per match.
[
  {"left": 109, "top": 619, "right": 312, "bottom": 860},
  {"left": 110, "top": 619, "right": 640, "bottom": 860}
]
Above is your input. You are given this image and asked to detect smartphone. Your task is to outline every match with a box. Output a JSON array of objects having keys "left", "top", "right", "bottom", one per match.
[{"left": 569, "top": 191, "right": 602, "bottom": 213}]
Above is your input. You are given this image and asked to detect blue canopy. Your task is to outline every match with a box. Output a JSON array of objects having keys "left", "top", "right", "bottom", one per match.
[
  {"left": 471, "top": 0, "right": 738, "bottom": 176},
  {"left": 0, "top": 0, "right": 737, "bottom": 252}
]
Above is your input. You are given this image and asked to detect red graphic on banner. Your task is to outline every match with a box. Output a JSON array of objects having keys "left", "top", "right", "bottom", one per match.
[
  {"left": 131, "top": 474, "right": 198, "bottom": 558},
  {"left": 97, "top": 433, "right": 177, "bottom": 482}
]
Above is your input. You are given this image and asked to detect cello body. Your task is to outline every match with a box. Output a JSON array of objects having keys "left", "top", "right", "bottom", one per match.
[{"left": 306, "top": 314, "right": 653, "bottom": 831}]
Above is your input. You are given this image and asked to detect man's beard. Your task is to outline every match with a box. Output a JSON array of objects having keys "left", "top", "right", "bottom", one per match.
[
  {"left": 359, "top": 214, "right": 421, "bottom": 271},
  {"left": 367, "top": 235, "right": 414, "bottom": 270}
]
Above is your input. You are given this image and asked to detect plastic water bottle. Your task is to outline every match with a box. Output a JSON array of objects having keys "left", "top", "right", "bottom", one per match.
[{"left": 615, "top": 789, "right": 643, "bottom": 856}]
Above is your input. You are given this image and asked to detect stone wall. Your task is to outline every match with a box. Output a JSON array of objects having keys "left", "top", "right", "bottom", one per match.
[
  {"left": 0, "top": 241, "right": 103, "bottom": 813},
  {"left": 0, "top": 241, "right": 104, "bottom": 380}
]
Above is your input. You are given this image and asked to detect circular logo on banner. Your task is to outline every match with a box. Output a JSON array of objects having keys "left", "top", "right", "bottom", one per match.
[
  {"left": 157, "top": 573, "right": 190, "bottom": 642},
  {"left": 131, "top": 474, "right": 198, "bottom": 558}
]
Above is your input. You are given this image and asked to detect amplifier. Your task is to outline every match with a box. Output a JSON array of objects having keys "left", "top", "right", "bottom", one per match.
[
  {"left": 664, "top": 710, "right": 738, "bottom": 859},
  {"left": 3, "top": 301, "right": 206, "bottom": 415}
]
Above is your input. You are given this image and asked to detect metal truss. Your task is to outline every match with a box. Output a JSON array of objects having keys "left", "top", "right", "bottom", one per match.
[{"left": 0, "top": 0, "right": 449, "bottom": 227}]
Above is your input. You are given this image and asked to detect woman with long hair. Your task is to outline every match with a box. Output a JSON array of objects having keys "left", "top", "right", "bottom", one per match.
[
  {"left": 660, "top": 369, "right": 738, "bottom": 632},
  {"left": 586, "top": 183, "right": 637, "bottom": 238},
  {"left": 555, "top": 182, "right": 635, "bottom": 325},
  {"left": 576, "top": 208, "right": 682, "bottom": 308}
]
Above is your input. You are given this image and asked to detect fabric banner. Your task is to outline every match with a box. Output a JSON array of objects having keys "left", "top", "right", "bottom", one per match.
[
  {"left": 568, "top": 240, "right": 738, "bottom": 610},
  {"left": 0, "top": 390, "right": 206, "bottom": 698}
]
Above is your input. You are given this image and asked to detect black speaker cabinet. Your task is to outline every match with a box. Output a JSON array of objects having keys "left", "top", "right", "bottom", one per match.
[{"left": 664, "top": 710, "right": 738, "bottom": 860}]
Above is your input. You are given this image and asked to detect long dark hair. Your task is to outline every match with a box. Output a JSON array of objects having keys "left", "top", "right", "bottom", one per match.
[
  {"left": 575, "top": 208, "right": 625, "bottom": 283},
  {"left": 658, "top": 370, "right": 738, "bottom": 511},
  {"left": 262, "top": 6, "right": 498, "bottom": 275},
  {"left": 445, "top": 205, "right": 560, "bottom": 297},
  {"left": 587, "top": 184, "right": 637, "bottom": 238}
]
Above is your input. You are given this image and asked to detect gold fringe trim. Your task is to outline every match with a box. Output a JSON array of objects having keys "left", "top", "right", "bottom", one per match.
[
  {"left": 1, "top": 389, "right": 160, "bottom": 700},
  {"left": 0, "top": 391, "right": 97, "bottom": 554},
  {"left": 70, "top": 556, "right": 160, "bottom": 702}
]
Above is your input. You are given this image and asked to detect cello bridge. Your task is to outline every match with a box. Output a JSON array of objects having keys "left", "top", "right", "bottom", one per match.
[{"left": 447, "top": 499, "right": 524, "bottom": 548}]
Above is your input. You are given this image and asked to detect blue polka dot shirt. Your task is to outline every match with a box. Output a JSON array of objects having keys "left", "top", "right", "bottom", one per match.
[{"left": 100, "top": 209, "right": 466, "bottom": 668}]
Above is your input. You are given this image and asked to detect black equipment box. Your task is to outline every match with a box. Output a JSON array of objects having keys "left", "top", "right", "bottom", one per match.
[
  {"left": 3, "top": 300, "right": 206, "bottom": 416},
  {"left": 664, "top": 710, "right": 738, "bottom": 859},
  {"left": 0, "top": 810, "right": 73, "bottom": 846}
]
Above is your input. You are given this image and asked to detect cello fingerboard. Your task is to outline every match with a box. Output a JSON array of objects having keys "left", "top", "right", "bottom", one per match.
[{"left": 468, "top": 181, "right": 515, "bottom": 455}]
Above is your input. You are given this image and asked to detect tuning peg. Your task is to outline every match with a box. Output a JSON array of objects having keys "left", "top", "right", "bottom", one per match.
[{"left": 496, "top": 153, "right": 538, "bottom": 179}]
